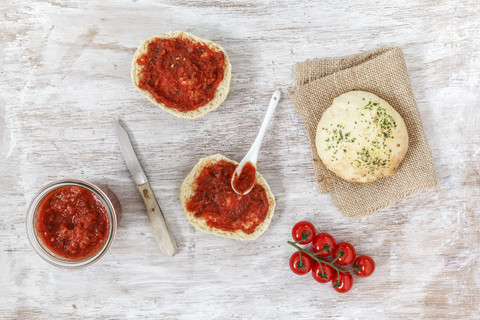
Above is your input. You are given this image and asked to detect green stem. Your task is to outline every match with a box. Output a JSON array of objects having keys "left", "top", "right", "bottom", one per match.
[
  {"left": 331, "top": 252, "right": 341, "bottom": 264},
  {"left": 288, "top": 241, "right": 352, "bottom": 275},
  {"left": 313, "top": 244, "right": 330, "bottom": 256}
]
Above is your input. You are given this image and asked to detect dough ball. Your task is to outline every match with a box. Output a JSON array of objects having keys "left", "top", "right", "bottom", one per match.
[{"left": 315, "top": 91, "right": 409, "bottom": 183}]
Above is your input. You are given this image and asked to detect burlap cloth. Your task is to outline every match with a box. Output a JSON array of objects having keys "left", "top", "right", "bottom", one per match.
[{"left": 289, "top": 47, "right": 438, "bottom": 219}]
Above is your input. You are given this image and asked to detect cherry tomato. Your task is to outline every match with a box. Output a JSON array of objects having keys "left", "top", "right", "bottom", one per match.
[
  {"left": 332, "top": 242, "right": 356, "bottom": 265},
  {"left": 311, "top": 233, "right": 336, "bottom": 257},
  {"left": 291, "top": 221, "right": 316, "bottom": 244},
  {"left": 311, "top": 261, "right": 334, "bottom": 283},
  {"left": 332, "top": 272, "right": 353, "bottom": 293},
  {"left": 289, "top": 251, "right": 313, "bottom": 275},
  {"left": 353, "top": 255, "right": 375, "bottom": 277}
]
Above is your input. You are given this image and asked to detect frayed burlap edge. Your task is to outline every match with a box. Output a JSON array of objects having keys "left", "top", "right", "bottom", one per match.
[
  {"left": 290, "top": 47, "right": 439, "bottom": 218},
  {"left": 324, "top": 171, "right": 439, "bottom": 220}
]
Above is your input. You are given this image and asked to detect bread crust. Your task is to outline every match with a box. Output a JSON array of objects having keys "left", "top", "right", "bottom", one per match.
[
  {"left": 315, "top": 91, "right": 409, "bottom": 183},
  {"left": 131, "top": 31, "right": 231, "bottom": 119},
  {"left": 180, "top": 154, "right": 275, "bottom": 240}
]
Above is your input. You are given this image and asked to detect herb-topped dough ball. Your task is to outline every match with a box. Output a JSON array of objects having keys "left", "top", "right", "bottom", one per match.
[{"left": 315, "top": 91, "right": 409, "bottom": 183}]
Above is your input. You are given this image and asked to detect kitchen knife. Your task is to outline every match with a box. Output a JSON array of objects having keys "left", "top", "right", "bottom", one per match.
[{"left": 114, "top": 120, "right": 177, "bottom": 257}]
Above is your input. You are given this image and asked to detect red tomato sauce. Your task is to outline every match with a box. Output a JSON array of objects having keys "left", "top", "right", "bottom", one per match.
[
  {"left": 136, "top": 36, "right": 225, "bottom": 112},
  {"left": 186, "top": 160, "right": 269, "bottom": 234},
  {"left": 36, "top": 186, "right": 109, "bottom": 259},
  {"left": 232, "top": 161, "right": 256, "bottom": 194}
]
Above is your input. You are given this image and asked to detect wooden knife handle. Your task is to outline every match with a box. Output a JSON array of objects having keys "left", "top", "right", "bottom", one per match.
[{"left": 137, "top": 182, "right": 177, "bottom": 256}]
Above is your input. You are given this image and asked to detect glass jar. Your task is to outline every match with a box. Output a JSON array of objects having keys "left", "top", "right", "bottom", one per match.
[{"left": 26, "top": 179, "right": 117, "bottom": 268}]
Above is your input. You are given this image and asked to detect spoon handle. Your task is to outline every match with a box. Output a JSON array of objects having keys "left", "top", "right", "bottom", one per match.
[{"left": 244, "top": 90, "right": 282, "bottom": 163}]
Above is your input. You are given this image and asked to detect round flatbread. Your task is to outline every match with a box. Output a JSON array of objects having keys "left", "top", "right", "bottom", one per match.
[
  {"left": 180, "top": 154, "right": 275, "bottom": 240},
  {"left": 131, "top": 31, "right": 231, "bottom": 119},
  {"left": 315, "top": 91, "right": 409, "bottom": 183}
]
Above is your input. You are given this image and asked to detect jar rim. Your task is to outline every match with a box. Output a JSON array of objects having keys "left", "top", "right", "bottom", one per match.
[{"left": 26, "top": 179, "right": 117, "bottom": 268}]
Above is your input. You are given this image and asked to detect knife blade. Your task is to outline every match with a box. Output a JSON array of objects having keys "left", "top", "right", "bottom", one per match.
[{"left": 114, "top": 120, "right": 177, "bottom": 257}]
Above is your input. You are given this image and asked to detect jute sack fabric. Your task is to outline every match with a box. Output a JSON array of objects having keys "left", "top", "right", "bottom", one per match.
[{"left": 290, "top": 47, "right": 438, "bottom": 219}]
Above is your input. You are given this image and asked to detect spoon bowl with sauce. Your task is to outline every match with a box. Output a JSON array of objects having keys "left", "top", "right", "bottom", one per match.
[{"left": 231, "top": 90, "right": 281, "bottom": 195}]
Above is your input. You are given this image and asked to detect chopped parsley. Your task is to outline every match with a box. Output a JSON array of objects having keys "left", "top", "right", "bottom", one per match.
[
  {"left": 323, "top": 123, "right": 356, "bottom": 160},
  {"left": 321, "top": 99, "right": 398, "bottom": 173}
]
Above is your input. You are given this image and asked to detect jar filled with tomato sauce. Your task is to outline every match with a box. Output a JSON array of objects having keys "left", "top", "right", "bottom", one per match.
[{"left": 26, "top": 180, "right": 117, "bottom": 268}]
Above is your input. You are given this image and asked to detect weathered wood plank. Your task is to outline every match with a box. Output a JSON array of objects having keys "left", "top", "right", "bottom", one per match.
[{"left": 1, "top": 0, "right": 479, "bottom": 318}]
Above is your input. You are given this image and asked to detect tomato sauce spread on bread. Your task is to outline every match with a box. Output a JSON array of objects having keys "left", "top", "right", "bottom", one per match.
[
  {"left": 186, "top": 160, "right": 269, "bottom": 234},
  {"left": 136, "top": 37, "right": 225, "bottom": 112}
]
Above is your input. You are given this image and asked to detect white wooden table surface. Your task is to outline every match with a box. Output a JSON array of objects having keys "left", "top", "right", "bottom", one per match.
[{"left": 1, "top": 1, "right": 479, "bottom": 319}]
